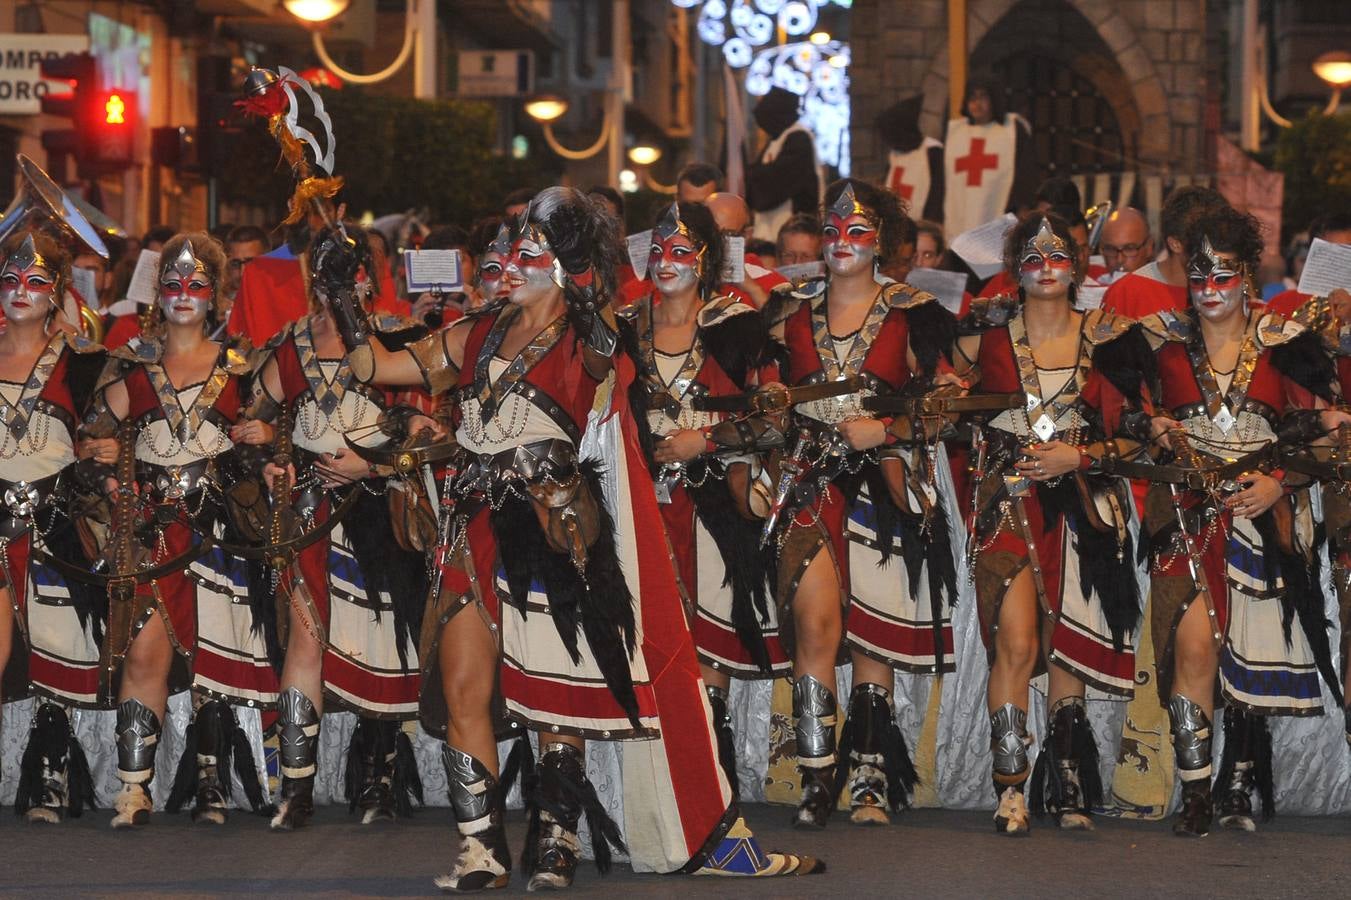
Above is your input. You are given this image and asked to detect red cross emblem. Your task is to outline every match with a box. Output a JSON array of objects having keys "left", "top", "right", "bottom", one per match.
[
  {"left": 888, "top": 165, "right": 915, "bottom": 201},
  {"left": 955, "top": 137, "right": 999, "bottom": 187}
]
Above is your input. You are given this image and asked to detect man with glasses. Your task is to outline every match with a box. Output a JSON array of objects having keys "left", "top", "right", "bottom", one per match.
[
  {"left": 1102, "top": 186, "right": 1227, "bottom": 318},
  {"left": 1098, "top": 207, "right": 1153, "bottom": 284},
  {"left": 776, "top": 213, "right": 823, "bottom": 268},
  {"left": 224, "top": 225, "right": 269, "bottom": 306}
]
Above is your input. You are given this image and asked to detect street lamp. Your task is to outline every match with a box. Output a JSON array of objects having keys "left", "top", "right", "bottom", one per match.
[
  {"left": 627, "top": 144, "right": 661, "bottom": 166},
  {"left": 524, "top": 95, "right": 614, "bottom": 162},
  {"left": 282, "top": 0, "right": 350, "bottom": 23},
  {"left": 1313, "top": 52, "right": 1351, "bottom": 117},
  {"left": 524, "top": 95, "right": 569, "bottom": 123}
]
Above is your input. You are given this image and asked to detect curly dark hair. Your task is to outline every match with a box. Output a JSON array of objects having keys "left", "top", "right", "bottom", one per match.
[
  {"left": 651, "top": 201, "right": 725, "bottom": 299},
  {"left": 822, "top": 178, "right": 909, "bottom": 264},
  {"left": 1001, "top": 211, "right": 1084, "bottom": 290},
  {"left": 1183, "top": 206, "right": 1264, "bottom": 274},
  {"left": 0, "top": 230, "right": 71, "bottom": 304},
  {"left": 148, "top": 231, "right": 230, "bottom": 332},
  {"left": 528, "top": 186, "right": 624, "bottom": 300}
]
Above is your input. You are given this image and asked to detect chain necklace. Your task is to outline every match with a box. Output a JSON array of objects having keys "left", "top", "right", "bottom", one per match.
[{"left": 0, "top": 410, "right": 51, "bottom": 459}]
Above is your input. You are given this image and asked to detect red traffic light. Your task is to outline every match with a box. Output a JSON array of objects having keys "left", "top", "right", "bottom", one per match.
[
  {"left": 39, "top": 52, "right": 94, "bottom": 121},
  {"left": 104, "top": 93, "right": 126, "bottom": 125},
  {"left": 87, "top": 89, "right": 136, "bottom": 166}
]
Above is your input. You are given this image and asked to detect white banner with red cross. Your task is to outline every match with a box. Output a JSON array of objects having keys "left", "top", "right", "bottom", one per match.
[
  {"left": 885, "top": 136, "right": 942, "bottom": 217},
  {"left": 942, "top": 115, "right": 1022, "bottom": 237}
]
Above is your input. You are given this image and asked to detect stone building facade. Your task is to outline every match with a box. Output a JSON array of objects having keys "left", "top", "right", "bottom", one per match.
[{"left": 849, "top": 0, "right": 1210, "bottom": 189}]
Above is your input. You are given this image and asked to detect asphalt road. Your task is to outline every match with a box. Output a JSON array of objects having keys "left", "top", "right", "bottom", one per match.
[{"left": 1, "top": 802, "right": 1348, "bottom": 898}]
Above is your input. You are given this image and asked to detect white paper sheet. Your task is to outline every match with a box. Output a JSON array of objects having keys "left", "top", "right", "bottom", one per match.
[
  {"left": 720, "top": 235, "right": 745, "bottom": 283},
  {"left": 1297, "top": 237, "right": 1351, "bottom": 296},
  {"left": 125, "top": 249, "right": 161, "bottom": 306},
  {"left": 904, "top": 267, "right": 968, "bottom": 314},
  {"left": 69, "top": 266, "right": 98, "bottom": 311},
  {"left": 626, "top": 230, "right": 653, "bottom": 280},
  {"left": 951, "top": 212, "right": 1016, "bottom": 280},
  {"left": 403, "top": 248, "right": 463, "bottom": 292}
]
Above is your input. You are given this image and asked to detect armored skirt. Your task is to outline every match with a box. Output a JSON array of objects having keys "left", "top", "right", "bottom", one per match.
[
  {"left": 263, "top": 316, "right": 428, "bottom": 718},
  {"left": 0, "top": 332, "right": 105, "bottom": 708},
  {"left": 968, "top": 309, "right": 1148, "bottom": 697},
  {"left": 88, "top": 338, "right": 279, "bottom": 707}
]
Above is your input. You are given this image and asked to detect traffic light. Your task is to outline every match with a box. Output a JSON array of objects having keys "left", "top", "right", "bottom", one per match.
[{"left": 37, "top": 52, "right": 137, "bottom": 172}]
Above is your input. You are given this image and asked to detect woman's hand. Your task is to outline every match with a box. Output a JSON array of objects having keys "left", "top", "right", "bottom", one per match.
[
  {"left": 406, "top": 413, "right": 447, "bottom": 441},
  {"left": 262, "top": 461, "right": 296, "bottom": 494},
  {"left": 1014, "top": 441, "right": 1082, "bottom": 480},
  {"left": 654, "top": 429, "right": 707, "bottom": 463},
  {"left": 932, "top": 370, "right": 972, "bottom": 392},
  {"left": 410, "top": 292, "right": 441, "bottom": 322},
  {"left": 79, "top": 437, "right": 119, "bottom": 465},
  {"left": 1149, "top": 416, "right": 1182, "bottom": 451},
  {"left": 1320, "top": 408, "right": 1351, "bottom": 434},
  {"left": 230, "top": 419, "right": 274, "bottom": 446},
  {"left": 1227, "top": 472, "right": 1283, "bottom": 519},
  {"left": 838, "top": 416, "right": 888, "bottom": 451},
  {"left": 315, "top": 448, "right": 372, "bottom": 488}
]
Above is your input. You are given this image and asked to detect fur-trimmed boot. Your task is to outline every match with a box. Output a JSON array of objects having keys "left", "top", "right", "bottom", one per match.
[
  {"left": 837, "top": 683, "right": 917, "bottom": 826},
  {"left": 269, "top": 687, "right": 319, "bottom": 831},
  {"left": 14, "top": 702, "right": 96, "bottom": 824},
  {"left": 990, "top": 702, "right": 1031, "bottom": 835},
  {"left": 346, "top": 716, "right": 424, "bottom": 824},
  {"left": 1168, "top": 694, "right": 1213, "bottom": 837},
  {"left": 433, "top": 746, "right": 511, "bottom": 892},
  {"left": 111, "top": 698, "right": 160, "bottom": 829},
  {"left": 524, "top": 742, "right": 625, "bottom": 891},
  {"left": 792, "top": 674, "right": 838, "bottom": 829},
  {"left": 1216, "top": 705, "right": 1273, "bottom": 833},
  {"left": 166, "top": 699, "right": 270, "bottom": 824},
  {"left": 1030, "top": 696, "right": 1101, "bottom": 831}
]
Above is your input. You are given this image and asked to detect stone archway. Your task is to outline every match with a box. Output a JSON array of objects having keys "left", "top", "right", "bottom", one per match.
[{"left": 916, "top": 0, "right": 1173, "bottom": 165}]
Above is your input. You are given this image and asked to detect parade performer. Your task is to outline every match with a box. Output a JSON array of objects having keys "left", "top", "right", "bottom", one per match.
[
  {"left": 250, "top": 223, "right": 429, "bottom": 830},
  {"left": 345, "top": 187, "right": 822, "bottom": 890},
  {"left": 958, "top": 214, "right": 1152, "bottom": 834},
  {"left": 748, "top": 87, "right": 823, "bottom": 243},
  {"left": 763, "top": 179, "right": 959, "bottom": 829},
  {"left": 0, "top": 230, "right": 105, "bottom": 824},
  {"left": 877, "top": 95, "right": 944, "bottom": 223},
  {"left": 942, "top": 76, "right": 1036, "bottom": 236},
  {"left": 1140, "top": 207, "right": 1342, "bottom": 836},
  {"left": 617, "top": 201, "right": 790, "bottom": 795},
  {"left": 79, "top": 233, "right": 274, "bottom": 827}
]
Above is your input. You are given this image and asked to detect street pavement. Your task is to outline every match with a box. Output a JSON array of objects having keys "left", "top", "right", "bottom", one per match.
[{"left": 1, "top": 802, "right": 1348, "bottom": 898}]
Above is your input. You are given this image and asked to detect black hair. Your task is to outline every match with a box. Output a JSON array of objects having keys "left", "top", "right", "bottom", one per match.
[
  {"left": 1160, "top": 185, "right": 1227, "bottom": 242},
  {"left": 226, "top": 224, "right": 270, "bottom": 248},
  {"left": 1050, "top": 203, "right": 1088, "bottom": 229},
  {"left": 586, "top": 185, "right": 625, "bottom": 217},
  {"left": 1035, "top": 176, "right": 1082, "bottom": 212},
  {"left": 915, "top": 219, "right": 945, "bottom": 256},
  {"left": 822, "top": 178, "right": 908, "bottom": 264},
  {"left": 677, "top": 162, "right": 723, "bottom": 190},
  {"left": 422, "top": 225, "right": 470, "bottom": 251},
  {"left": 142, "top": 225, "right": 175, "bottom": 248},
  {"left": 652, "top": 202, "right": 725, "bottom": 299},
  {"left": 1309, "top": 212, "right": 1351, "bottom": 240},
  {"left": 528, "top": 186, "right": 623, "bottom": 300},
  {"left": 963, "top": 74, "right": 1006, "bottom": 122},
  {"left": 467, "top": 216, "right": 506, "bottom": 258},
  {"left": 503, "top": 187, "right": 536, "bottom": 210},
  {"left": 1002, "top": 211, "right": 1084, "bottom": 288},
  {"left": 777, "top": 213, "right": 821, "bottom": 243},
  {"left": 1183, "top": 206, "right": 1264, "bottom": 274}
]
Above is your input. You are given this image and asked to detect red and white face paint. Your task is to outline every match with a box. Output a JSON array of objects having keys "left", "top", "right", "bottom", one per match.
[
  {"left": 504, "top": 235, "right": 564, "bottom": 306},
  {"left": 649, "top": 233, "right": 703, "bottom": 297},
  {"left": 1018, "top": 218, "right": 1075, "bottom": 302},
  {"left": 476, "top": 250, "right": 509, "bottom": 302},
  {"left": 822, "top": 212, "right": 878, "bottom": 278},
  {"left": 159, "top": 271, "right": 214, "bottom": 327},
  {"left": 0, "top": 261, "right": 57, "bottom": 324},
  {"left": 1188, "top": 237, "right": 1245, "bottom": 323}
]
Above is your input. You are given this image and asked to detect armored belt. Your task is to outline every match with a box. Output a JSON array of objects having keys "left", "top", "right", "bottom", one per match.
[
  {"left": 454, "top": 438, "right": 578, "bottom": 494},
  {"left": 0, "top": 471, "right": 63, "bottom": 539},
  {"left": 137, "top": 458, "right": 214, "bottom": 503}
]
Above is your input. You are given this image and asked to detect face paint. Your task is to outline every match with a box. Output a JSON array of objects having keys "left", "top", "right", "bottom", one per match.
[
  {"left": 504, "top": 236, "right": 563, "bottom": 306},
  {"left": 0, "top": 261, "right": 57, "bottom": 324},
  {"left": 476, "top": 224, "right": 513, "bottom": 301},
  {"left": 1187, "top": 236, "right": 1245, "bottom": 323},
  {"left": 822, "top": 213, "right": 878, "bottom": 278},
  {"left": 158, "top": 240, "right": 214, "bottom": 327},
  {"left": 649, "top": 233, "right": 703, "bottom": 297},
  {"left": 1017, "top": 218, "right": 1074, "bottom": 301}
]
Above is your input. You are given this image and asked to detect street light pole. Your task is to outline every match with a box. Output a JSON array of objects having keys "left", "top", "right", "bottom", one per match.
[
  {"left": 608, "top": 0, "right": 630, "bottom": 188},
  {"left": 413, "top": 0, "right": 436, "bottom": 99}
]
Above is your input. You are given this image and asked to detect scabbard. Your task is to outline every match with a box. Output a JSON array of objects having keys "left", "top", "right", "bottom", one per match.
[
  {"left": 861, "top": 392, "right": 1023, "bottom": 416},
  {"left": 694, "top": 375, "right": 865, "bottom": 413}
]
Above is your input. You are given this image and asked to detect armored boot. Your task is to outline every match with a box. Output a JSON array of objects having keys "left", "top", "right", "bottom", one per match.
[
  {"left": 840, "top": 683, "right": 917, "bottom": 826},
  {"left": 433, "top": 746, "right": 511, "bottom": 892},
  {"left": 111, "top": 698, "right": 160, "bottom": 829},
  {"left": 190, "top": 700, "right": 229, "bottom": 824},
  {"left": 1030, "top": 697, "right": 1100, "bottom": 831},
  {"left": 1217, "top": 706, "right": 1273, "bottom": 832},
  {"left": 706, "top": 685, "right": 740, "bottom": 799},
  {"left": 792, "top": 674, "right": 838, "bottom": 830},
  {"left": 15, "top": 702, "right": 96, "bottom": 824},
  {"left": 525, "top": 742, "right": 627, "bottom": 891},
  {"left": 990, "top": 703, "right": 1031, "bottom": 836},
  {"left": 1168, "top": 694, "right": 1213, "bottom": 837},
  {"left": 348, "top": 717, "right": 397, "bottom": 825},
  {"left": 270, "top": 687, "right": 320, "bottom": 831}
]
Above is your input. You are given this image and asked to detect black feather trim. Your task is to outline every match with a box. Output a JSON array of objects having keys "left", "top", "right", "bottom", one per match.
[
  {"left": 498, "top": 733, "right": 534, "bottom": 801},
  {"left": 64, "top": 728, "right": 96, "bottom": 816},
  {"left": 1030, "top": 700, "right": 1102, "bottom": 817},
  {"left": 903, "top": 299, "right": 959, "bottom": 378},
  {"left": 341, "top": 488, "right": 430, "bottom": 672},
  {"left": 15, "top": 703, "right": 99, "bottom": 816},
  {"left": 489, "top": 465, "right": 641, "bottom": 727},
  {"left": 523, "top": 749, "right": 627, "bottom": 876},
  {"left": 1270, "top": 330, "right": 1336, "bottom": 404},
  {"left": 1251, "top": 509, "right": 1343, "bottom": 707},
  {"left": 700, "top": 308, "right": 767, "bottom": 392},
  {"left": 1216, "top": 706, "right": 1276, "bottom": 821},
  {"left": 343, "top": 717, "right": 367, "bottom": 812},
  {"left": 835, "top": 686, "right": 919, "bottom": 812},
  {"left": 165, "top": 719, "right": 199, "bottom": 813},
  {"left": 687, "top": 474, "right": 775, "bottom": 673},
  {"left": 392, "top": 729, "right": 424, "bottom": 816},
  {"left": 41, "top": 513, "right": 106, "bottom": 647},
  {"left": 229, "top": 713, "right": 271, "bottom": 814},
  {"left": 1090, "top": 324, "right": 1156, "bottom": 408}
]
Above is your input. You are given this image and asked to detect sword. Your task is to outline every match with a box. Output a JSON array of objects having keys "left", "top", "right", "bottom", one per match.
[
  {"left": 694, "top": 375, "right": 865, "bottom": 414},
  {"left": 861, "top": 391, "right": 1023, "bottom": 416},
  {"left": 1166, "top": 429, "right": 1223, "bottom": 646},
  {"left": 964, "top": 422, "right": 988, "bottom": 576},
  {"left": 761, "top": 428, "right": 813, "bottom": 548}
]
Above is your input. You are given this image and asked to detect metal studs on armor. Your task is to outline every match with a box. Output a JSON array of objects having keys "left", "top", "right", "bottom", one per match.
[
  {"left": 792, "top": 674, "right": 838, "bottom": 765},
  {"left": 276, "top": 687, "right": 321, "bottom": 779},
  {"left": 989, "top": 702, "right": 1030, "bottom": 782},
  {"left": 114, "top": 698, "right": 161, "bottom": 784}
]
